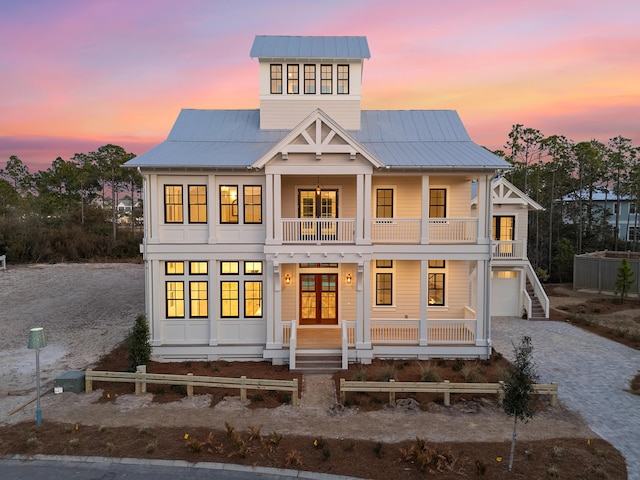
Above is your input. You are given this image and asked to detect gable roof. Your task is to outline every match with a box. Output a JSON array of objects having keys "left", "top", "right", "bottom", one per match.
[
  {"left": 126, "top": 109, "right": 509, "bottom": 170},
  {"left": 471, "top": 177, "right": 543, "bottom": 210},
  {"left": 250, "top": 35, "right": 370, "bottom": 60}
]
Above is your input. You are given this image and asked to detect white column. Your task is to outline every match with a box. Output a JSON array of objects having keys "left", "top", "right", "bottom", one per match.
[
  {"left": 477, "top": 175, "right": 493, "bottom": 243},
  {"left": 266, "top": 260, "right": 281, "bottom": 348},
  {"left": 355, "top": 174, "right": 364, "bottom": 243},
  {"left": 148, "top": 259, "right": 161, "bottom": 346},
  {"left": 419, "top": 260, "right": 428, "bottom": 345},
  {"left": 475, "top": 259, "right": 489, "bottom": 345},
  {"left": 357, "top": 261, "right": 371, "bottom": 348},
  {"left": 147, "top": 174, "right": 159, "bottom": 244},
  {"left": 361, "top": 174, "right": 372, "bottom": 244},
  {"left": 273, "top": 174, "right": 282, "bottom": 244},
  {"left": 265, "top": 174, "right": 274, "bottom": 243},
  {"left": 421, "top": 175, "right": 430, "bottom": 244},
  {"left": 209, "top": 261, "right": 218, "bottom": 345}
]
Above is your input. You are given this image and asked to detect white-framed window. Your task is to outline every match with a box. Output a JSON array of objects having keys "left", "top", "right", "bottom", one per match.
[
  {"left": 628, "top": 226, "right": 640, "bottom": 242},
  {"left": 165, "top": 261, "right": 209, "bottom": 318},
  {"left": 220, "top": 261, "right": 264, "bottom": 319},
  {"left": 374, "top": 260, "right": 394, "bottom": 306},
  {"left": 428, "top": 260, "right": 446, "bottom": 306}
]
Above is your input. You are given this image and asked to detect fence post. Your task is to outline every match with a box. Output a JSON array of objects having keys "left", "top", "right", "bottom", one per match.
[
  {"left": 389, "top": 379, "right": 396, "bottom": 404},
  {"left": 292, "top": 378, "right": 299, "bottom": 406},
  {"left": 135, "top": 368, "right": 143, "bottom": 396},
  {"left": 339, "top": 378, "right": 346, "bottom": 404},
  {"left": 443, "top": 380, "right": 450, "bottom": 406},
  {"left": 240, "top": 376, "right": 247, "bottom": 402},
  {"left": 187, "top": 373, "right": 194, "bottom": 399},
  {"left": 85, "top": 369, "right": 93, "bottom": 393},
  {"left": 498, "top": 380, "right": 505, "bottom": 404},
  {"left": 136, "top": 365, "right": 147, "bottom": 394},
  {"left": 550, "top": 382, "right": 558, "bottom": 407}
]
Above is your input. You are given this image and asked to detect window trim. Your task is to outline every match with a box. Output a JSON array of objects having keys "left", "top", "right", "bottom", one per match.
[
  {"left": 189, "top": 281, "right": 208, "bottom": 318},
  {"left": 429, "top": 188, "right": 447, "bottom": 218},
  {"left": 220, "top": 261, "right": 239, "bottom": 275},
  {"left": 221, "top": 281, "right": 239, "bottom": 318},
  {"left": 287, "top": 64, "right": 299, "bottom": 94},
  {"left": 244, "top": 280, "right": 263, "bottom": 318},
  {"left": 166, "top": 280, "right": 185, "bottom": 318},
  {"left": 337, "top": 64, "right": 349, "bottom": 94},
  {"left": 164, "top": 185, "right": 183, "bottom": 224},
  {"left": 304, "top": 64, "right": 316, "bottom": 94},
  {"left": 270, "top": 64, "right": 282, "bottom": 94},
  {"left": 188, "top": 184, "right": 207, "bottom": 224},
  {"left": 374, "top": 260, "right": 395, "bottom": 307},
  {"left": 220, "top": 185, "right": 238, "bottom": 224},
  {"left": 376, "top": 188, "right": 394, "bottom": 218},
  {"left": 243, "top": 185, "right": 262, "bottom": 224},
  {"left": 320, "top": 64, "right": 332, "bottom": 94}
]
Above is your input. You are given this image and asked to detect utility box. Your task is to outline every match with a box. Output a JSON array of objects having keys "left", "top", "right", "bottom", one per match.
[{"left": 54, "top": 371, "right": 86, "bottom": 394}]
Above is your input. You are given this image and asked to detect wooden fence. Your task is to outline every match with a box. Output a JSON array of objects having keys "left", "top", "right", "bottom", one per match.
[
  {"left": 0, "top": 255, "right": 5, "bottom": 270},
  {"left": 339, "top": 378, "right": 557, "bottom": 407},
  {"left": 85, "top": 369, "right": 299, "bottom": 406}
]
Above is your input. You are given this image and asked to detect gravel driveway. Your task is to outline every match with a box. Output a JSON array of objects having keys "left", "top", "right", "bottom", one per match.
[{"left": 492, "top": 317, "right": 640, "bottom": 480}]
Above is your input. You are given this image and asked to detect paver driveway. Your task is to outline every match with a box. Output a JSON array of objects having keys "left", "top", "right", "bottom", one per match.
[{"left": 492, "top": 317, "right": 640, "bottom": 480}]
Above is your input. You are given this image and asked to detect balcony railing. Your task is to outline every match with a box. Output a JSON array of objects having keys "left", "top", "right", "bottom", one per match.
[
  {"left": 492, "top": 240, "right": 525, "bottom": 259},
  {"left": 282, "top": 218, "right": 355, "bottom": 243},
  {"left": 427, "top": 218, "right": 477, "bottom": 243},
  {"left": 370, "top": 219, "right": 421, "bottom": 243}
]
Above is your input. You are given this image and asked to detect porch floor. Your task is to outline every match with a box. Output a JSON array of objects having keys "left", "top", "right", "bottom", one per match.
[{"left": 297, "top": 327, "right": 341, "bottom": 349}]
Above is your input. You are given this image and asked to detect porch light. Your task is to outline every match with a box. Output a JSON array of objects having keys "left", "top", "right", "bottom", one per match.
[
  {"left": 285, "top": 273, "right": 291, "bottom": 285},
  {"left": 316, "top": 176, "right": 321, "bottom": 195},
  {"left": 346, "top": 273, "right": 352, "bottom": 284},
  {"left": 27, "top": 327, "right": 47, "bottom": 426}
]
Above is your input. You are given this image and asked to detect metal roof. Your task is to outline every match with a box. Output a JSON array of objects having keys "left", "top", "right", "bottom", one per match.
[
  {"left": 126, "top": 109, "right": 508, "bottom": 170},
  {"left": 250, "top": 35, "right": 370, "bottom": 60}
]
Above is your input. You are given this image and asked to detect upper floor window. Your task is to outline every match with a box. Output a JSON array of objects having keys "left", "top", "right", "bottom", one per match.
[
  {"left": 244, "top": 185, "right": 262, "bottom": 224},
  {"left": 270, "top": 64, "right": 282, "bottom": 94},
  {"left": 320, "top": 64, "right": 332, "bottom": 94},
  {"left": 429, "top": 188, "right": 446, "bottom": 218},
  {"left": 220, "top": 186, "right": 238, "bottom": 224},
  {"left": 188, "top": 185, "right": 207, "bottom": 223},
  {"left": 287, "top": 64, "right": 299, "bottom": 94},
  {"left": 337, "top": 65, "right": 349, "bottom": 94},
  {"left": 164, "top": 185, "right": 183, "bottom": 223},
  {"left": 376, "top": 189, "right": 393, "bottom": 218},
  {"left": 304, "top": 64, "right": 316, "bottom": 94}
]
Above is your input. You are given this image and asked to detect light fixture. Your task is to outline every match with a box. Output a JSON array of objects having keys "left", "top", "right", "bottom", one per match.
[
  {"left": 285, "top": 273, "right": 291, "bottom": 285},
  {"left": 346, "top": 273, "right": 352, "bottom": 284},
  {"left": 316, "top": 175, "right": 321, "bottom": 195},
  {"left": 27, "top": 327, "right": 47, "bottom": 426}
]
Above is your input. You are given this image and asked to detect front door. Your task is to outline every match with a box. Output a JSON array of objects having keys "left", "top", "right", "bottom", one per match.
[{"left": 300, "top": 273, "right": 338, "bottom": 325}]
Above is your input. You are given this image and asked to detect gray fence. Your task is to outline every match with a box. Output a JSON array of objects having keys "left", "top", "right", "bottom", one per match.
[{"left": 573, "top": 251, "right": 640, "bottom": 295}]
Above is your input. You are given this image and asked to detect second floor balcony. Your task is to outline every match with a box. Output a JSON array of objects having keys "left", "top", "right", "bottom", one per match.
[{"left": 280, "top": 217, "right": 478, "bottom": 244}]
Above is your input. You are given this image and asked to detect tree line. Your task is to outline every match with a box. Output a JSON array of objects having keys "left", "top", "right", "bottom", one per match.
[
  {"left": 496, "top": 125, "right": 639, "bottom": 282},
  {"left": 0, "top": 144, "right": 142, "bottom": 263}
]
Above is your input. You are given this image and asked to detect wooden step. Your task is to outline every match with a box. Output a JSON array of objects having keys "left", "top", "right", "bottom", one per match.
[{"left": 294, "top": 353, "right": 342, "bottom": 374}]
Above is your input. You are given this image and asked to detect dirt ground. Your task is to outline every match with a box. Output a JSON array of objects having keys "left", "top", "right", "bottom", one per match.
[{"left": 0, "top": 264, "right": 629, "bottom": 479}]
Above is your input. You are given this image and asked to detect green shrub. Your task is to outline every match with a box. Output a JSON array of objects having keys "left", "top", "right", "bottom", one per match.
[{"left": 127, "top": 314, "right": 151, "bottom": 370}]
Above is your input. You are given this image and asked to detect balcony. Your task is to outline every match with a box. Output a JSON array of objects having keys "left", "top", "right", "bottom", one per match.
[
  {"left": 279, "top": 218, "right": 479, "bottom": 244},
  {"left": 492, "top": 240, "right": 526, "bottom": 260}
]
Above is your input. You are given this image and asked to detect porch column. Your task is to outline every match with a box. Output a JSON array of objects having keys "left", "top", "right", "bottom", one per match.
[
  {"left": 359, "top": 174, "right": 372, "bottom": 244},
  {"left": 146, "top": 174, "right": 159, "bottom": 244},
  {"left": 209, "top": 260, "right": 219, "bottom": 345},
  {"left": 419, "top": 260, "right": 428, "bottom": 345},
  {"left": 265, "top": 174, "right": 274, "bottom": 243},
  {"left": 421, "top": 175, "right": 430, "bottom": 244},
  {"left": 477, "top": 174, "right": 493, "bottom": 243},
  {"left": 356, "top": 174, "right": 364, "bottom": 243},
  {"left": 356, "top": 261, "right": 371, "bottom": 348},
  {"left": 208, "top": 174, "right": 217, "bottom": 244},
  {"left": 266, "top": 260, "right": 281, "bottom": 348},
  {"left": 148, "top": 259, "right": 161, "bottom": 346},
  {"left": 475, "top": 259, "right": 489, "bottom": 346}
]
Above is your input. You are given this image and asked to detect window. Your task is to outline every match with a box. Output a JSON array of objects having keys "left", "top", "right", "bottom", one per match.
[
  {"left": 321, "top": 64, "right": 332, "bottom": 94},
  {"left": 300, "top": 263, "right": 338, "bottom": 268},
  {"left": 245, "top": 281, "right": 263, "bottom": 317},
  {"left": 190, "top": 261, "right": 208, "bottom": 275},
  {"left": 631, "top": 203, "right": 637, "bottom": 215},
  {"left": 245, "top": 262, "right": 262, "bottom": 274},
  {"left": 287, "top": 64, "right": 299, "bottom": 94},
  {"left": 375, "top": 260, "right": 393, "bottom": 306},
  {"left": 188, "top": 185, "right": 207, "bottom": 223},
  {"left": 270, "top": 64, "right": 282, "bottom": 94},
  {"left": 304, "top": 64, "right": 316, "bottom": 94},
  {"left": 428, "top": 273, "right": 445, "bottom": 306},
  {"left": 376, "top": 189, "right": 393, "bottom": 218},
  {"left": 164, "top": 185, "right": 183, "bottom": 223},
  {"left": 428, "top": 260, "right": 445, "bottom": 268},
  {"left": 220, "top": 186, "right": 238, "bottom": 224},
  {"left": 492, "top": 216, "right": 514, "bottom": 241},
  {"left": 166, "top": 261, "right": 184, "bottom": 275},
  {"left": 429, "top": 189, "right": 446, "bottom": 218},
  {"left": 189, "top": 281, "right": 208, "bottom": 317},
  {"left": 221, "top": 282, "right": 239, "bottom": 317},
  {"left": 629, "top": 227, "right": 640, "bottom": 241},
  {"left": 166, "top": 281, "right": 185, "bottom": 317},
  {"left": 221, "top": 261, "right": 239, "bottom": 275},
  {"left": 337, "top": 65, "right": 349, "bottom": 94},
  {"left": 243, "top": 185, "right": 262, "bottom": 224}
]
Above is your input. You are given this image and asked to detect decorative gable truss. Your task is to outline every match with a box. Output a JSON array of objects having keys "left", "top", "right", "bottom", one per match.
[
  {"left": 491, "top": 177, "right": 543, "bottom": 211},
  {"left": 252, "top": 108, "right": 383, "bottom": 168}
]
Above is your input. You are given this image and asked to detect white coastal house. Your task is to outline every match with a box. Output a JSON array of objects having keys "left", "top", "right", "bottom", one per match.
[{"left": 126, "top": 35, "right": 540, "bottom": 368}]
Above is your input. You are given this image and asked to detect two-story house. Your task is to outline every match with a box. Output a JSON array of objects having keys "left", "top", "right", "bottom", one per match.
[{"left": 125, "top": 35, "right": 513, "bottom": 368}]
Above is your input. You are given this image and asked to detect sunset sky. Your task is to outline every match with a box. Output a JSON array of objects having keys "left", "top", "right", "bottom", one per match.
[{"left": 2, "top": 0, "right": 639, "bottom": 172}]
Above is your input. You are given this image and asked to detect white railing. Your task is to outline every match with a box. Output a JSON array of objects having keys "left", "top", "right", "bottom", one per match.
[
  {"left": 492, "top": 240, "right": 525, "bottom": 259},
  {"left": 427, "top": 320, "right": 476, "bottom": 344},
  {"left": 428, "top": 218, "right": 477, "bottom": 243},
  {"left": 282, "top": 321, "right": 292, "bottom": 347},
  {"left": 525, "top": 262, "right": 550, "bottom": 318},
  {"left": 370, "top": 320, "right": 419, "bottom": 345},
  {"left": 370, "top": 219, "right": 421, "bottom": 243},
  {"left": 281, "top": 218, "right": 355, "bottom": 243},
  {"left": 288, "top": 320, "right": 297, "bottom": 370}
]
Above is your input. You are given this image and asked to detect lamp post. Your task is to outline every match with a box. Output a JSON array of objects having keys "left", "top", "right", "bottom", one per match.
[{"left": 27, "top": 327, "right": 47, "bottom": 426}]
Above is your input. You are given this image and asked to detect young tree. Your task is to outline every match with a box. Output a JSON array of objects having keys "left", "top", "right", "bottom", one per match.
[
  {"left": 502, "top": 336, "right": 539, "bottom": 472},
  {"left": 615, "top": 258, "right": 635, "bottom": 304},
  {"left": 127, "top": 314, "right": 152, "bottom": 370}
]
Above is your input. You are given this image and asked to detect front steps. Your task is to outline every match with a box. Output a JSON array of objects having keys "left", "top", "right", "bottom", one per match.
[
  {"left": 294, "top": 352, "right": 342, "bottom": 374},
  {"left": 526, "top": 279, "right": 548, "bottom": 320}
]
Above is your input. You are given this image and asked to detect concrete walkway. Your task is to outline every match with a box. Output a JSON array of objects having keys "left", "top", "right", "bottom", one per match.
[{"left": 492, "top": 317, "right": 640, "bottom": 480}]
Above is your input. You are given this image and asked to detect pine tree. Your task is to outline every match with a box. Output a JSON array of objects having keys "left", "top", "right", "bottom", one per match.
[
  {"left": 615, "top": 258, "right": 635, "bottom": 304},
  {"left": 127, "top": 314, "right": 151, "bottom": 370},
  {"left": 502, "top": 336, "right": 539, "bottom": 472}
]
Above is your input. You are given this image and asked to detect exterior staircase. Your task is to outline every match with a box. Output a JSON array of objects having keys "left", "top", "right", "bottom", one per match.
[
  {"left": 292, "top": 327, "right": 344, "bottom": 373},
  {"left": 294, "top": 353, "right": 342, "bottom": 374},
  {"left": 526, "top": 279, "right": 548, "bottom": 320}
]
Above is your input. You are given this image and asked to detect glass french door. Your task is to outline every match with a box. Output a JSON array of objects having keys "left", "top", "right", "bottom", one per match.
[
  {"left": 298, "top": 190, "right": 338, "bottom": 240},
  {"left": 493, "top": 215, "right": 515, "bottom": 255},
  {"left": 300, "top": 273, "right": 338, "bottom": 325}
]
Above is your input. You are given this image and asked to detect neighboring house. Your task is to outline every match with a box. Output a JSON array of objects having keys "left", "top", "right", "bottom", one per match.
[
  {"left": 117, "top": 198, "right": 132, "bottom": 214},
  {"left": 472, "top": 177, "right": 549, "bottom": 320},
  {"left": 125, "top": 35, "right": 513, "bottom": 367},
  {"left": 562, "top": 189, "right": 640, "bottom": 241}
]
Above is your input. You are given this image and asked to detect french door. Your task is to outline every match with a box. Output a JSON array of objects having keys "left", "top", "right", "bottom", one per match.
[
  {"left": 298, "top": 190, "right": 338, "bottom": 240},
  {"left": 300, "top": 273, "right": 338, "bottom": 325}
]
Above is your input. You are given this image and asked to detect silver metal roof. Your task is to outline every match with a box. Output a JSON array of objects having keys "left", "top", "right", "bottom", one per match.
[
  {"left": 126, "top": 109, "right": 508, "bottom": 170},
  {"left": 250, "top": 35, "right": 370, "bottom": 60}
]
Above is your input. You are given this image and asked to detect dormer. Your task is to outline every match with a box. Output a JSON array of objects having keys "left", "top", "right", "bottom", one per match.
[{"left": 250, "top": 35, "right": 370, "bottom": 130}]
